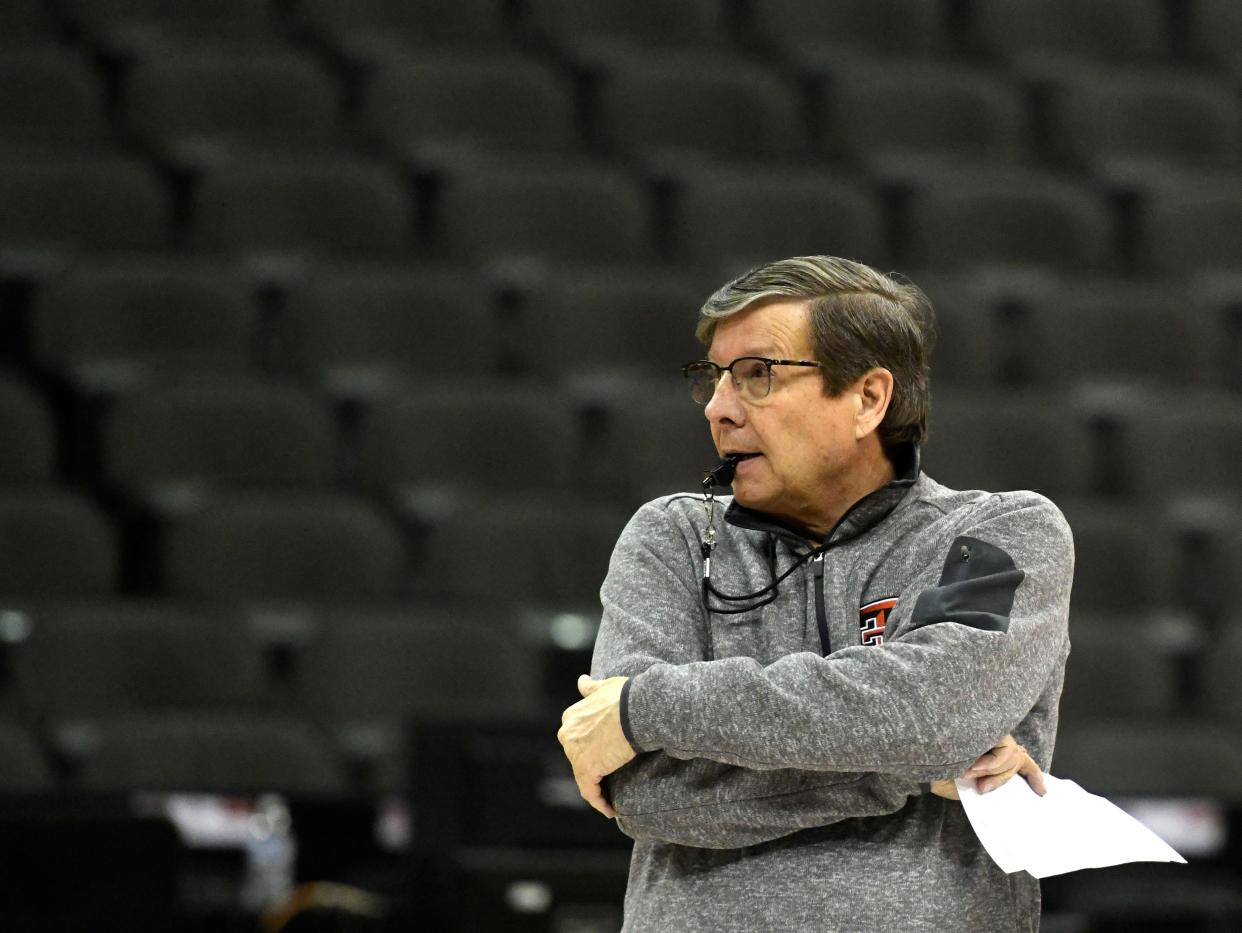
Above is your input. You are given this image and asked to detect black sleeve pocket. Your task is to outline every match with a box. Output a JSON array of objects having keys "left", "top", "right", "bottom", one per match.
[{"left": 909, "top": 535, "right": 1025, "bottom": 634}]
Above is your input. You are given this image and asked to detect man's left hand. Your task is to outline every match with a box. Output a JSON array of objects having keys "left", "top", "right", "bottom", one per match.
[
  {"left": 558, "top": 675, "right": 635, "bottom": 818},
  {"left": 930, "top": 733, "right": 1046, "bottom": 800}
]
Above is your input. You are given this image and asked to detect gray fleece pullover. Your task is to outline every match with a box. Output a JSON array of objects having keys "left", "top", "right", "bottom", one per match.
[{"left": 590, "top": 446, "right": 1074, "bottom": 932}]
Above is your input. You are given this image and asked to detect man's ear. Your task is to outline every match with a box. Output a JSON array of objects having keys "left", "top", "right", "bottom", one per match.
[{"left": 854, "top": 368, "right": 894, "bottom": 439}]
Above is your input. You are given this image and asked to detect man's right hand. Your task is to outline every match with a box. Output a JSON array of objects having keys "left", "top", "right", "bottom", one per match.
[{"left": 929, "top": 734, "right": 1046, "bottom": 800}]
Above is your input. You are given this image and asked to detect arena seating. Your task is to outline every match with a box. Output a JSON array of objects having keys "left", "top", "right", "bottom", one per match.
[{"left": 1, "top": 2, "right": 1240, "bottom": 929}]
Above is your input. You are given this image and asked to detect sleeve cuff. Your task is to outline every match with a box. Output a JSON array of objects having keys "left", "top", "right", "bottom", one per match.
[{"left": 619, "top": 677, "right": 645, "bottom": 753}]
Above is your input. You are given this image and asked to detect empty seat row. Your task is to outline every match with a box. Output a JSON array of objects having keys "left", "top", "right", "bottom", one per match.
[
  {"left": 5, "top": 155, "right": 1242, "bottom": 277},
  {"left": 6, "top": 366, "right": 1242, "bottom": 507},
  {"left": 924, "top": 271, "right": 1242, "bottom": 390},
  {"left": 27, "top": 0, "right": 1242, "bottom": 79},
  {"left": 1056, "top": 611, "right": 1242, "bottom": 724},
  {"left": 0, "top": 489, "right": 405, "bottom": 601},
  {"left": 3, "top": 482, "right": 1242, "bottom": 616},
  {"left": 925, "top": 389, "right": 1242, "bottom": 502},
  {"left": 0, "top": 487, "right": 634, "bottom": 605},
  {"left": 0, "top": 599, "right": 551, "bottom": 792},
  {"left": 19, "top": 261, "right": 1242, "bottom": 395},
  {"left": 0, "top": 601, "right": 544, "bottom": 724},
  {"left": 2, "top": 599, "right": 1242, "bottom": 794},
  {"left": 0, "top": 710, "right": 352, "bottom": 795},
  {"left": 9, "top": 44, "right": 1242, "bottom": 179}
]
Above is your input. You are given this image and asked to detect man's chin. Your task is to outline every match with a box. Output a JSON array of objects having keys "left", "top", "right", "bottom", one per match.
[{"left": 729, "top": 480, "right": 769, "bottom": 510}]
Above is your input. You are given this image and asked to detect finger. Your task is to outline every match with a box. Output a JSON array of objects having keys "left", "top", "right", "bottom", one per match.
[
  {"left": 968, "top": 743, "right": 1023, "bottom": 777},
  {"left": 577, "top": 675, "right": 598, "bottom": 697},
  {"left": 929, "top": 779, "right": 959, "bottom": 801},
  {"left": 1019, "top": 756, "right": 1047, "bottom": 797},
  {"left": 966, "top": 751, "right": 999, "bottom": 775},
  {"left": 979, "top": 758, "right": 1022, "bottom": 792},
  {"left": 576, "top": 772, "right": 616, "bottom": 818}
]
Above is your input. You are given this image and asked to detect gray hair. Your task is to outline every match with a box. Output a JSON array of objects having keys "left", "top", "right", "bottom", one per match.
[{"left": 697, "top": 256, "right": 936, "bottom": 448}]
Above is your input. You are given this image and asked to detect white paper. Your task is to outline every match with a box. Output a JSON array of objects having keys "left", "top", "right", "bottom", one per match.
[{"left": 955, "top": 773, "right": 1187, "bottom": 879}]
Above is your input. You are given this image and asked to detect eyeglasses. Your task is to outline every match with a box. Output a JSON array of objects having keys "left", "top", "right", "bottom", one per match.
[{"left": 682, "top": 356, "right": 824, "bottom": 405}]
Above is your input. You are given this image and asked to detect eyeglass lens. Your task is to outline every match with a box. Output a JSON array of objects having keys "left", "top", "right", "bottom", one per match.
[{"left": 686, "top": 359, "right": 771, "bottom": 405}]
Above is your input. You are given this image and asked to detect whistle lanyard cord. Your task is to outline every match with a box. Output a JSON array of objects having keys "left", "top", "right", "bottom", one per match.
[
  {"left": 698, "top": 481, "right": 825, "bottom": 615},
  {"left": 701, "top": 540, "right": 824, "bottom": 615}
]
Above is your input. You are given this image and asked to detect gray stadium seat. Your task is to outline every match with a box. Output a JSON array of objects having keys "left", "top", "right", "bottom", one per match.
[
  {"left": 1058, "top": 612, "right": 1186, "bottom": 724},
  {"left": 1159, "top": 495, "right": 1242, "bottom": 629},
  {"left": 360, "top": 53, "right": 577, "bottom": 167},
  {"left": 0, "top": 719, "right": 54, "bottom": 792},
  {"left": 863, "top": 272, "right": 989, "bottom": 388},
  {"left": 517, "top": 265, "right": 707, "bottom": 386},
  {"left": 123, "top": 49, "right": 343, "bottom": 169},
  {"left": 295, "top": 608, "right": 544, "bottom": 788},
  {"left": 63, "top": 711, "right": 349, "bottom": 794},
  {"left": 588, "top": 383, "right": 721, "bottom": 507},
  {"left": 968, "top": 0, "right": 1170, "bottom": 75},
  {"left": 1188, "top": 271, "right": 1242, "bottom": 391},
  {"left": 59, "top": 0, "right": 281, "bottom": 56},
  {"left": 1058, "top": 500, "right": 1177, "bottom": 614},
  {"left": 357, "top": 384, "right": 580, "bottom": 507},
  {"left": 10, "top": 601, "right": 269, "bottom": 723},
  {"left": 0, "top": 490, "right": 118, "bottom": 598},
  {"left": 0, "top": 47, "right": 107, "bottom": 147},
  {"left": 909, "top": 268, "right": 1050, "bottom": 387},
  {"left": 292, "top": 0, "right": 510, "bottom": 64},
  {"left": 593, "top": 52, "right": 803, "bottom": 165},
  {"left": 414, "top": 496, "right": 630, "bottom": 604},
  {"left": 0, "top": 156, "right": 169, "bottom": 276},
  {"left": 821, "top": 59, "right": 1029, "bottom": 178},
  {"left": 524, "top": 0, "right": 726, "bottom": 63},
  {"left": 162, "top": 494, "right": 406, "bottom": 601},
  {"left": 1105, "top": 391, "right": 1242, "bottom": 499},
  {"left": 436, "top": 158, "right": 652, "bottom": 266},
  {"left": 1054, "top": 719, "right": 1242, "bottom": 800},
  {"left": 1017, "top": 277, "right": 1215, "bottom": 389},
  {"left": 192, "top": 157, "right": 416, "bottom": 280},
  {"left": 922, "top": 390, "right": 1096, "bottom": 499},
  {"left": 30, "top": 258, "right": 259, "bottom": 393},
  {"left": 1044, "top": 70, "right": 1242, "bottom": 178},
  {"left": 0, "top": 0, "right": 57, "bottom": 43},
  {"left": 671, "top": 165, "right": 884, "bottom": 272},
  {"left": 100, "top": 378, "right": 336, "bottom": 514},
  {"left": 0, "top": 372, "right": 56, "bottom": 485},
  {"left": 1188, "top": 0, "right": 1242, "bottom": 76},
  {"left": 277, "top": 265, "right": 499, "bottom": 400},
  {"left": 902, "top": 169, "right": 1116, "bottom": 272},
  {"left": 298, "top": 607, "right": 542, "bottom": 720},
  {"left": 1202, "top": 623, "right": 1242, "bottom": 725},
  {"left": 1136, "top": 176, "right": 1242, "bottom": 275},
  {"left": 749, "top": 0, "right": 950, "bottom": 70}
]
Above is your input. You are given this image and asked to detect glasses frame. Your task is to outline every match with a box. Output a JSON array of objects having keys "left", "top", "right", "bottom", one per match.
[{"left": 682, "top": 356, "right": 824, "bottom": 405}]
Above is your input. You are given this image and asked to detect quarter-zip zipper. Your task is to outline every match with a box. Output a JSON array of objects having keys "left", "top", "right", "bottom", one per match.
[{"left": 813, "top": 552, "right": 829, "bottom": 655}]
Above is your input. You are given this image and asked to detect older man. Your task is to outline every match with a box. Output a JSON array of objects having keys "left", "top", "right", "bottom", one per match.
[{"left": 559, "top": 256, "right": 1073, "bottom": 932}]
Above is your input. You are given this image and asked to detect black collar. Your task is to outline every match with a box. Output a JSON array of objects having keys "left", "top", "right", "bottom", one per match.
[{"left": 724, "top": 442, "right": 921, "bottom": 549}]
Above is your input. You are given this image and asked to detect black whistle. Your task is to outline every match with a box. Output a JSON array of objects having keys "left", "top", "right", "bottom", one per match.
[{"left": 702, "top": 454, "right": 742, "bottom": 490}]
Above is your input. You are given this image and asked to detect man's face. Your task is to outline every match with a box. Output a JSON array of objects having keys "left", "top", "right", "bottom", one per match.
[{"left": 704, "top": 299, "right": 864, "bottom": 535}]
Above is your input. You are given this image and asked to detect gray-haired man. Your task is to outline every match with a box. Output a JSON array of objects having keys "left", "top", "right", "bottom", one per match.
[{"left": 559, "top": 255, "right": 1073, "bottom": 932}]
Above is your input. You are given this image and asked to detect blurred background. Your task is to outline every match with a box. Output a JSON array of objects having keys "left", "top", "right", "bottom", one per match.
[{"left": 1, "top": 0, "right": 1241, "bottom": 930}]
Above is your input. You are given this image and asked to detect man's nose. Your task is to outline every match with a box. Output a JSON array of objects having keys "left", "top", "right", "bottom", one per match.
[{"left": 704, "top": 373, "right": 744, "bottom": 426}]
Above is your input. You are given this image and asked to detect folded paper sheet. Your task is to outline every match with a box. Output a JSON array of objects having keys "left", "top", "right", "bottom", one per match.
[{"left": 955, "top": 773, "right": 1187, "bottom": 878}]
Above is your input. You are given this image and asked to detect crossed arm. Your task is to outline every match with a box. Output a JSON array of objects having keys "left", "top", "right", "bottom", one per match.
[
  {"left": 557, "top": 496, "right": 1070, "bottom": 848},
  {"left": 562, "top": 673, "right": 1044, "bottom": 818}
]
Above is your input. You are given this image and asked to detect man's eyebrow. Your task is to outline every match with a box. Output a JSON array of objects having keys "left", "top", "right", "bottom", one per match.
[{"left": 709, "top": 349, "right": 779, "bottom": 365}]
